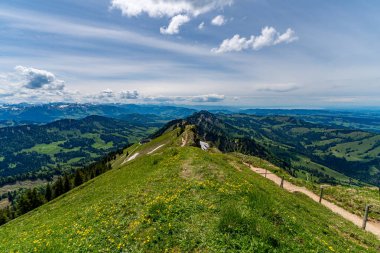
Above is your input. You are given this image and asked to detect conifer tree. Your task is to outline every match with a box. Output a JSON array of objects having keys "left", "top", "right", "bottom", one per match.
[
  {"left": 63, "top": 174, "right": 71, "bottom": 193},
  {"left": 16, "top": 190, "right": 32, "bottom": 215},
  {"left": 7, "top": 192, "right": 13, "bottom": 203},
  {"left": 53, "top": 177, "right": 64, "bottom": 198},
  {"left": 45, "top": 183, "right": 52, "bottom": 201},
  {"left": 28, "top": 189, "right": 44, "bottom": 210},
  {"left": 0, "top": 209, "right": 7, "bottom": 225},
  {"left": 74, "top": 170, "right": 83, "bottom": 187}
]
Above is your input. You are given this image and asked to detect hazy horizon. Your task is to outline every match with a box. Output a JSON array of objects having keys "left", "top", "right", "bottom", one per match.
[{"left": 1, "top": 102, "right": 380, "bottom": 112}]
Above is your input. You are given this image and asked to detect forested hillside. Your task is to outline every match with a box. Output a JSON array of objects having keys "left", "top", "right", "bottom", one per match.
[
  {"left": 0, "top": 115, "right": 161, "bottom": 185},
  {"left": 162, "top": 111, "right": 380, "bottom": 185},
  {"left": 219, "top": 113, "right": 380, "bottom": 185}
]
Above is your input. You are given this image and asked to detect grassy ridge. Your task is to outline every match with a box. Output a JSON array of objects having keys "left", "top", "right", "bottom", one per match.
[{"left": 0, "top": 130, "right": 378, "bottom": 252}]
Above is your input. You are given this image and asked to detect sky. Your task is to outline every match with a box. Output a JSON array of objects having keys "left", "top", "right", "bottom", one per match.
[{"left": 0, "top": 0, "right": 380, "bottom": 108}]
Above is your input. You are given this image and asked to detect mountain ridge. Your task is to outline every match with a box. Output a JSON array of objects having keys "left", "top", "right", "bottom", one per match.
[
  {"left": 0, "top": 123, "right": 378, "bottom": 252},
  {"left": 153, "top": 111, "right": 380, "bottom": 185}
]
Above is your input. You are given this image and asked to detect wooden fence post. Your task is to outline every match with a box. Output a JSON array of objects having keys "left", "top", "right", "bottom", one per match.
[
  {"left": 319, "top": 187, "right": 324, "bottom": 203},
  {"left": 280, "top": 177, "right": 284, "bottom": 188},
  {"left": 362, "top": 205, "right": 371, "bottom": 230},
  {"left": 264, "top": 169, "right": 267, "bottom": 178}
]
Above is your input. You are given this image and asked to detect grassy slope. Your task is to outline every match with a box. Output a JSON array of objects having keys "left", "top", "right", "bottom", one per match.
[
  {"left": 0, "top": 130, "right": 379, "bottom": 252},
  {"left": 331, "top": 135, "right": 380, "bottom": 161},
  {"left": 323, "top": 186, "right": 380, "bottom": 221},
  {"left": 291, "top": 155, "right": 353, "bottom": 182},
  {"left": 236, "top": 153, "right": 380, "bottom": 221}
]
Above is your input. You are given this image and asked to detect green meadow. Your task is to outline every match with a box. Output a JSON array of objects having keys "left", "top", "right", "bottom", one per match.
[{"left": 0, "top": 129, "right": 378, "bottom": 252}]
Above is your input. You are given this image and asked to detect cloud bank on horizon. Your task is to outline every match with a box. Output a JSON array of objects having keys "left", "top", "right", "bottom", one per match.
[
  {"left": 0, "top": 66, "right": 226, "bottom": 104},
  {"left": 0, "top": 0, "right": 379, "bottom": 107}
]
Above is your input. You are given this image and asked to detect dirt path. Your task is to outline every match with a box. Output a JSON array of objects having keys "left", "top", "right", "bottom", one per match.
[
  {"left": 147, "top": 144, "right": 165, "bottom": 154},
  {"left": 181, "top": 132, "right": 188, "bottom": 147},
  {"left": 248, "top": 165, "right": 380, "bottom": 239}
]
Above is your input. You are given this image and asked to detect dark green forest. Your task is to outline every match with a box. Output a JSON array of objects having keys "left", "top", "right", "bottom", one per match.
[
  {"left": 0, "top": 115, "right": 161, "bottom": 185},
  {"left": 0, "top": 147, "right": 126, "bottom": 226}
]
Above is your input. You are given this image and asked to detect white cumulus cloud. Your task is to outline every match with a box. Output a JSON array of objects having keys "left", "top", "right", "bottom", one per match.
[
  {"left": 121, "top": 90, "right": 139, "bottom": 99},
  {"left": 160, "top": 14, "right": 190, "bottom": 35},
  {"left": 198, "top": 22, "right": 205, "bottom": 30},
  {"left": 15, "top": 66, "right": 65, "bottom": 90},
  {"left": 0, "top": 66, "right": 76, "bottom": 103},
  {"left": 111, "top": 0, "right": 233, "bottom": 34},
  {"left": 274, "top": 28, "right": 299, "bottom": 45},
  {"left": 212, "top": 27, "right": 298, "bottom": 54},
  {"left": 111, "top": 0, "right": 233, "bottom": 17},
  {"left": 211, "top": 34, "right": 254, "bottom": 53},
  {"left": 96, "top": 89, "right": 115, "bottom": 100},
  {"left": 211, "top": 15, "right": 226, "bottom": 26},
  {"left": 87, "top": 89, "right": 141, "bottom": 102}
]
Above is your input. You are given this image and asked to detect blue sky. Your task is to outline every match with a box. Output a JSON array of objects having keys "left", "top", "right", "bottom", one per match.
[{"left": 0, "top": 0, "right": 380, "bottom": 108}]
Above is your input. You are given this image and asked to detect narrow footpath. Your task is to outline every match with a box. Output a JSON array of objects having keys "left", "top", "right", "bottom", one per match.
[{"left": 248, "top": 165, "right": 380, "bottom": 239}]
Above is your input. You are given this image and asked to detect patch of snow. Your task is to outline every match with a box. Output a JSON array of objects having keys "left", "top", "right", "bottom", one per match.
[
  {"left": 148, "top": 144, "right": 165, "bottom": 155},
  {"left": 127, "top": 153, "right": 139, "bottom": 162},
  {"left": 200, "top": 141, "right": 209, "bottom": 151}
]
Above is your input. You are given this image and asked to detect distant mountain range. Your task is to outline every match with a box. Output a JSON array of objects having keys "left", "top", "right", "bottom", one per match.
[
  {"left": 0, "top": 103, "right": 196, "bottom": 124},
  {"left": 1, "top": 103, "right": 380, "bottom": 132},
  {"left": 241, "top": 109, "right": 380, "bottom": 133}
]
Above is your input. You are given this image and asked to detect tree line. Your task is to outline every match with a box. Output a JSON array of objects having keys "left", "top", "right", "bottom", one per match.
[{"left": 0, "top": 145, "right": 129, "bottom": 226}]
